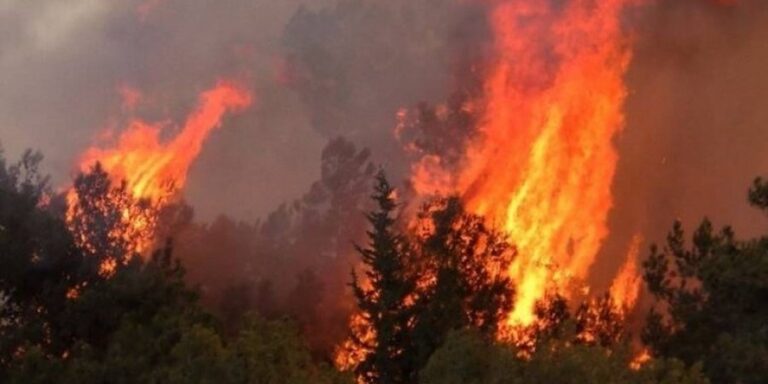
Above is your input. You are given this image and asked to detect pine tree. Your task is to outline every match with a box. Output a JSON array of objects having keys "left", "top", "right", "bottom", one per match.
[
  {"left": 349, "top": 171, "right": 416, "bottom": 384},
  {"left": 642, "top": 177, "right": 768, "bottom": 384}
]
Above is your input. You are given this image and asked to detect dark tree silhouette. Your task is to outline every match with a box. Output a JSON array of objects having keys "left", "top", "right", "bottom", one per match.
[
  {"left": 350, "top": 171, "right": 416, "bottom": 384},
  {"left": 642, "top": 177, "right": 768, "bottom": 384},
  {"left": 68, "top": 163, "right": 157, "bottom": 275},
  {"left": 409, "top": 197, "right": 515, "bottom": 374}
]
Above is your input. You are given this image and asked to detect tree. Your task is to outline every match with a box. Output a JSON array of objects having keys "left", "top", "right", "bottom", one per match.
[
  {"left": 68, "top": 163, "right": 157, "bottom": 276},
  {"left": 409, "top": 197, "right": 514, "bottom": 374},
  {"left": 420, "top": 330, "right": 709, "bottom": 384},
  {"left": 345, "top": 184, "right": 515, "bottom": 383},
  {"left": 349, "top": 171, "right": 416, "bottom": 384},
  {"left": 219, "top": 280, "right": 255, "bottom": 335},
  {"left": 287, "top": 268, "right": 329, "bottom": 356},
  {"left": 0, "top": 150, "right": 88, "bottom": 375},
  {"left": 419, "top": 330, "right": 518, "bottom": 384},
  {"left": 574, "top": 294, "right": 626, "bottom": 348},
  {"left": 642, "top": 177, "right": 768, "bottom": 383},
  {"left": 232, "top": 316, "right": 351, "bottom": 384},
  {"left": 748, "top": 177, "right": 768, "bottom": 211}
]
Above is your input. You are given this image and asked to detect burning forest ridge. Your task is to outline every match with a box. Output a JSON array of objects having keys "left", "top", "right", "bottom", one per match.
[
  {"left": 66, "top": 80, "right": 252, "bottom": 259},
  {"left": 1, "top": 0, "right": 767, "bottom": 383}
]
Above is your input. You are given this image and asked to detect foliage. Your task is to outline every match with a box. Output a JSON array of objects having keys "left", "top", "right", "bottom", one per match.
[
  {"left": 68, "top": 163, "right": 157, "bottom": 272},
  {"left": 2, "top": 146, "right": 767, "bottom": 384},
  {"left": 0, "top": 150, "right": 86, "bottom": 371},
  {"left": 232, "top": 316, "right": 350, "bottom": 384},
  {"left": 420, "top": 330, "right": 709, "bottom": 384},
  {"left": 409, "top": 197, "right": 515, "bottom": 371},
  {"left": 349, "top": 171, "right": 417, "bottom": 383},
  {"left": 522, "top": 292, "right": 627, "bottom": 353},
  {"left": 0, "top": 151, "right": 351, "bottom": 383},
  {"left": 347, "top": 175, "right": 515, "bottom": 382},
  {"left": 642, "top": 178, "right": 768, "bottom": 383}
]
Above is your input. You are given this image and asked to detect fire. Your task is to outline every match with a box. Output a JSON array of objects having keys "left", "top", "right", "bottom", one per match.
[
  {"left": 334, "top": 312, "right": 374, "bottom": 373},
  {"left": 610, "top": 234, "right": 643, "bottom": 313},
  {"left": 410, "top": 0, "right": 636, "bottom": 329},
  {"left": 67, "top": 80, "right": 252, "bottom": 255},
  {"left": 630, "top": 348, "right": 652, "bottom": 370}
]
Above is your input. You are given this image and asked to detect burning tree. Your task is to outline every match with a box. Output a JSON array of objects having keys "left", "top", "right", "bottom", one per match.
[
  {"left": 408, "top": 197, "right": 515, "bottom": 369},
  {"left": 67, "top": 163, "right": 159, "bottom": 276},
  {"left": 348, "top": 171, "right": 416, "bottom": 383},
  {"left": 343, "top": 174, "right": 515, "bottom": 383}
]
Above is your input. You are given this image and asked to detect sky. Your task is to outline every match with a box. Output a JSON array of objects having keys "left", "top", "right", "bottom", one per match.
[
  {"left": 0, "top": 0, "right": 331, "bottom": 221},
  {"left": 1, "top": 0, "right": 767, "bottom": 242}
]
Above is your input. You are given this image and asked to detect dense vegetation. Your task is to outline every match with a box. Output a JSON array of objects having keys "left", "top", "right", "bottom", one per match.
[{"left": 0, "top": 150, "right": 765, "bottom": 383}]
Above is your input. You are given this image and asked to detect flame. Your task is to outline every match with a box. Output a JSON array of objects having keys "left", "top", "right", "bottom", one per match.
[
  {"left": 410, "top": 0, "right": 636, "bottom": 329},
  {"left": 77, "top": 80, "right": 251, "bottom": 201},
  {"left": 610, "top": 234, "right": 643, "bottom": 313},
  {"left": 334, "top": 312, "right": 374, "bottom": 374},
  {"left": 67, "top": 80, "right": 252, "bottom": 255},
  {"left": 630, "top": 348, "right": 652, "bottom": 370}
]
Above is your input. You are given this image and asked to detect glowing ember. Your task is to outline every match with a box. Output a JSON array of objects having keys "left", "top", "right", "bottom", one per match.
[
  {"left": 630, "top": 348, "right": 652, "bottom": 370},
  {"left": 67, "top": 80, "right": 252, "bottom": 255}
]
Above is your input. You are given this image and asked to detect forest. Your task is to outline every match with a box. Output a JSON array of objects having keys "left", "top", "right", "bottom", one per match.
[
  {"left": 2, "top": 1, "right": 768, "bottom": 383},
  {"left": 0, "top": 149, "right": 765, "bottom": 383}
]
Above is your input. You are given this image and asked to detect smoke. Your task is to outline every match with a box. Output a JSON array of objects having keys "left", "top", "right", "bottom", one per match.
[
  {"left": 594, "top": 0, "right": 768, "bottom": 294},
  {"left": 0, "top": 0, "right": 492, "bottom": 222},
  {"left": 0, "top": 0, "right": 493, "bottom": 356},
  {"left": 280, "top": 0, "right": 491, "bottom": 176},
  {"left": 3, "top": 0, "right": 768, "bottom": 355},
  {"left": 0, "top": 0, "right": 332, "bottom": 222}
]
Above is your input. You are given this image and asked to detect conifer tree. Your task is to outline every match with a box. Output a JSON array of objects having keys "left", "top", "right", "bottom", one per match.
[{"left": 349, "top": 171, "right": 416, "bottom": 384}]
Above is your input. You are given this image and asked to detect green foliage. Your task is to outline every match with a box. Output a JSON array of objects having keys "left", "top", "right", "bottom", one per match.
[
  {"left": 232, "top": 316, "right": 349, "bottom": 384},
  {"left": 419, "top": 330, "right": 519, "bottom": 384},
  {"left": 642, "top": 178, "right": 768, "bottom": 383},
  {"left": 421, "top": 330, "right": 709, "bottom": 384}
]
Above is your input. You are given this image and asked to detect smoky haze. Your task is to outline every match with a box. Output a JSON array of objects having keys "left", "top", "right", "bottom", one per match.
[
  {"left": 0, "top": 0, "right": 333, "bottom": 221},
  {"left": 1, "top": 0, "right": 767, "bottom": 349},
  {"left": 0, "top": 0, "right": 486, "bottom": 222},
  {"left": 594, "top": 0, "right": 768, "bottom": 297}
]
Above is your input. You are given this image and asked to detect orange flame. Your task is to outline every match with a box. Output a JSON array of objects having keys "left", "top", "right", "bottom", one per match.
[
  {"left": 77, "top": 80, "right": 251, "bottom": 202},
  {"left": 610, "top": 234, "right": 643, "bottom": 313},
  {"left": 68, "top": 80, "right": 252, "bottom": 255},
  {"left": 410, "top": 0, "right": 636, "bottom": 329}
]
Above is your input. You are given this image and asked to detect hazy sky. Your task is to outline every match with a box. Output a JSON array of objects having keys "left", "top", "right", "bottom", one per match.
[
  {"left": 0, "top": 0, "right": 332, "bottom": 221},
  {"left": 1, "top": 0, "right": 767, "bottom": 239}
]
